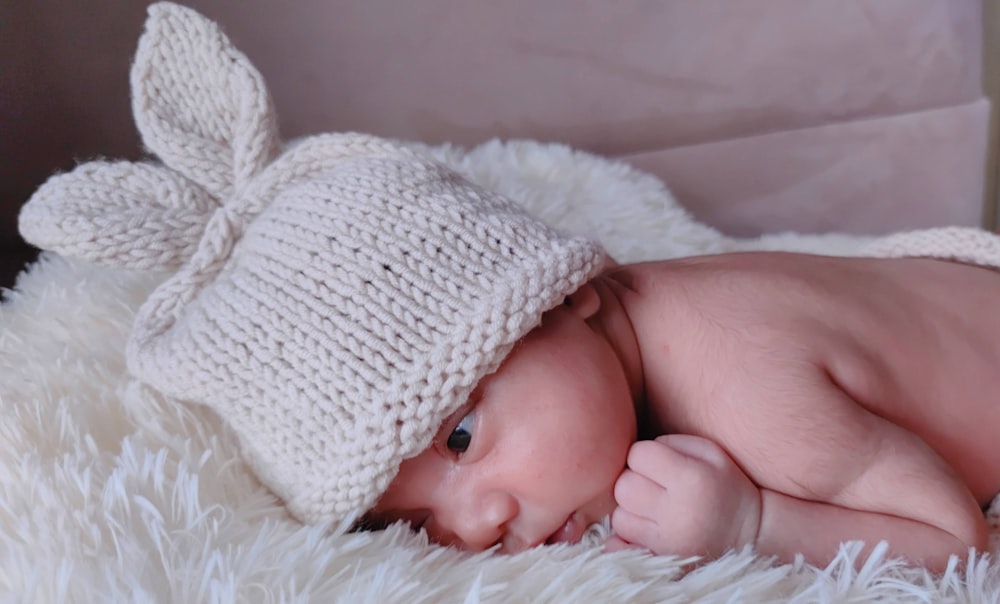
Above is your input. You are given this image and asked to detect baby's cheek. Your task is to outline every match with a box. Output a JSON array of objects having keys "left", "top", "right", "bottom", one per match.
[{"left": 590, "top": 445, "right": 632, "bottom": 507}]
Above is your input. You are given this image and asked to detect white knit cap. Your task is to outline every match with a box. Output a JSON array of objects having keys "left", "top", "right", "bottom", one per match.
[{"left": 19, "top": 2, "right": 606, "bottom": 524}]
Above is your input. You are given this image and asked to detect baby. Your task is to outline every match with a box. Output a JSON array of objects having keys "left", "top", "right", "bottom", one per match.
[
  {"left": 31, "top": 142, "right": 1000, "bottom": 571},
  {"left": 21, "top": 2, "right": 1000, "bottom": 575},
  {"left": 368, "top": 238, "right": 1000, "bottom": 571}
]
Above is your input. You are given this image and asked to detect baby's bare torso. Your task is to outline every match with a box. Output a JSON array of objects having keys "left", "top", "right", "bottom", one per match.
[{"left": 615, "top": 253, "right": 1000, "bottom": 506}]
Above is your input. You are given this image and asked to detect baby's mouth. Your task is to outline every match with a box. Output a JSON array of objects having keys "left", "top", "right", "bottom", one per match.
[
  {"left": 544, "top": 512, "right": 588, "bottom": 545},
  {"left": 580, "top": 515, "right": 612, "bottom": 547}
]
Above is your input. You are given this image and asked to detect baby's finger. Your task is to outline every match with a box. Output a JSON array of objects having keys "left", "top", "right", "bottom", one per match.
[
  {"left": 610, "top": 505, "right": 658, "bottom": 547},
  {"left": 654, "top": 433, "right": 730, "bottom": 468},
  {"left": 614, "top": 468, "right": 664, "bottom": 518},
  {"left": 626, "top": 438, "right": 697, "bottom": 489}
]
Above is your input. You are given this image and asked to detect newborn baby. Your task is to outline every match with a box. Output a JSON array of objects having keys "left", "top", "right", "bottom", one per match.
[
  {"left": 371, "top": 246, "right": 1000, "bottom": 571},
  {"left": 23, "top": 2, "right": 999, "bottom": 576}
]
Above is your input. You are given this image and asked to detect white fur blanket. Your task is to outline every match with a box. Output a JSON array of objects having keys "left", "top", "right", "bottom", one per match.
[{"left": 3, "top": 137, "right": 1000, "bottom": 602}]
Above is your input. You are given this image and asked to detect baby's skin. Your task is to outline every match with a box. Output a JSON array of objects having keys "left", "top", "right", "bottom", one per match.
[{"left": 370, "top": 252, "right": 1000, "bottom": 571}]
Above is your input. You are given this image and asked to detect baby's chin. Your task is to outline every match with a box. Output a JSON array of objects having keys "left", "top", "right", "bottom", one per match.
[{"left": 580, "top": 515, "right": 613, "bottom": 547}]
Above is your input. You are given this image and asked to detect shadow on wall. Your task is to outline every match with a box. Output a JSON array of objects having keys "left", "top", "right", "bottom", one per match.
[{"left": 0, "top": 2, "right": 147, "bottom": 291}]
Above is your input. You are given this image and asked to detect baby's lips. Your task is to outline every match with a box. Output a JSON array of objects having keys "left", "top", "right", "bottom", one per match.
[
  {"left": 579, "top": 514, "right": 613, "bottom": 547},
  {"left": 546, "top": 512, "right": 587, "bottom": 545},
  {"left": 548, "top": 512, "right": 617, "bottom": 547}
]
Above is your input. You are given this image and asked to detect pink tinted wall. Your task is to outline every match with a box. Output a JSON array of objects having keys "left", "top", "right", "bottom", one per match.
[{"left": 1, "top": 1, "right": 989, "bottom": 286}]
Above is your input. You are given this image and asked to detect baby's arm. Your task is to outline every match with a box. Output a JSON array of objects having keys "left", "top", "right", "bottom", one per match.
[
  {"left": 726, "top": 363, "right": 987, "bottom": 570},
  {"left": 756, "top": 488, "right": 977, "bottom": 570}
]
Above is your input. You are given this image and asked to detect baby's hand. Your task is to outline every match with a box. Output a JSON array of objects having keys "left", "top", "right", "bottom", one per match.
[{"left": 606, "top": 434, "right": 761, "bottom": 559}]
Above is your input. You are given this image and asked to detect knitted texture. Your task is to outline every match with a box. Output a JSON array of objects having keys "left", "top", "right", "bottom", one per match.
[
  {"left": 864, "top": 226, "right": 1000, "bottom": 268},
  {"left": 18, "top": 2, "right": 606, "bottom": 523}
]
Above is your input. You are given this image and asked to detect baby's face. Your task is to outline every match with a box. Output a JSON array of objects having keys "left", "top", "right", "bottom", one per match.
[{"left": 369, "top": 289, "right": 637, "bottom": 552}]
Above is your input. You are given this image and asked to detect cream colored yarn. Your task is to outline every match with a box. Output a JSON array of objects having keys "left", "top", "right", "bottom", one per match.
[
  {"left": 864, "top": 226, "right": 1000, "bottom": 268},
  {"left": 19, "top": 3, "right": 605, "bottom": 524}
]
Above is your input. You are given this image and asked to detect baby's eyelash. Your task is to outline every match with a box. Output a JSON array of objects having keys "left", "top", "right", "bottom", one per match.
[
  {"left": 436, "top": 397, "right": 480, "bottom": 457},
  {"left": 352, "top": 513, "right": 389, "bottom": 532},
  {"left": 446, "top": 412, "right": 474, "bottom": 454}
]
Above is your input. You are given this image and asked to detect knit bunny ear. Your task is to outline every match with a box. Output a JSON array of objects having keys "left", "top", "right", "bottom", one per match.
[
  {"left": 19, "top": 162, "right": 216, "bottom": 271},
  {"left": 132, "top": 2, "right": 280, "bottom": 196},
  {"left": 20, "top": 2, "right": 280, "bottom": 271}
]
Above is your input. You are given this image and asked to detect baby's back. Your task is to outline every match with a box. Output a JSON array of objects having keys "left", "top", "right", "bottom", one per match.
[{"left": 618, "top": 252, "right": 1000, "bottom": 505}]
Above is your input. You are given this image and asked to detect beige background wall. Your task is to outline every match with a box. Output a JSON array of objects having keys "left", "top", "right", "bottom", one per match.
[
  {"left": 2, "top": 1, "right": 994, "bottom": 289},
  {"left": 983, "top": 0, "right": 1000, "bottom": 229}
]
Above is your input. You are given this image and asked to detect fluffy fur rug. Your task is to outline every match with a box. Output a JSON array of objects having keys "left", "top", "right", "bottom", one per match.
[{"left": 3, "top": 138, "right": 1000, "bottom": 602}]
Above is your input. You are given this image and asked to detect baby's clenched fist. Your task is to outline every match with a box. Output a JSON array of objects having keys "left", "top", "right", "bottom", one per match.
[{"left": 606, "top": 434, "right": 761, "bottom": 559}]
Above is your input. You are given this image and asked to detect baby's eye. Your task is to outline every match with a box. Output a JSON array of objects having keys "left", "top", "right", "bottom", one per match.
[{"left": 446, "top": 411, "right": 475, "bottom": 454}]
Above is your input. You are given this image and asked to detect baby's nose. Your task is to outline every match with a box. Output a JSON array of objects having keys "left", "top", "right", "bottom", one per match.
[{"left": 450, "top": 490, "right": 519, "bottom": 551}]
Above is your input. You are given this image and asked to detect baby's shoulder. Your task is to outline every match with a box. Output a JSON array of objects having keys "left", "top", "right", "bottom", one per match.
[
  {"left": 618, "top": 255, "right": 857, "bottom": 431},
  {"left": 617, "top": 253, "right": 848, "bottom": 337}
]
